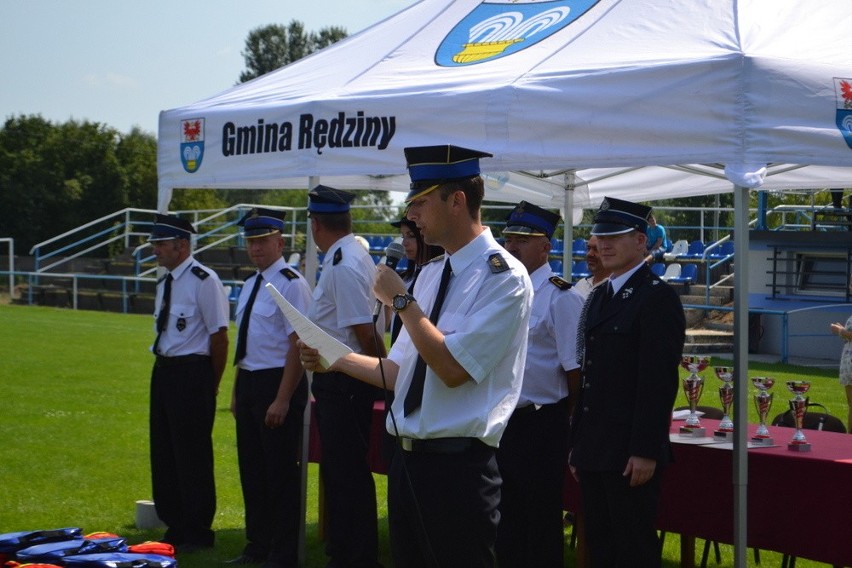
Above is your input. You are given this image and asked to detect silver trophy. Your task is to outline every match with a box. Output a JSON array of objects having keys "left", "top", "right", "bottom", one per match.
[
  {"left": 713, "top": 366, "right": 735, "bottom": 440},
  {"left": 679, "top": 355, "right": 710, "bottom": 437},
  {"left": 786, "top": 381, "right": 812, "bottom": 452},
  {"left": 751, "top": 376, "right": 775, "bottom": 445}
]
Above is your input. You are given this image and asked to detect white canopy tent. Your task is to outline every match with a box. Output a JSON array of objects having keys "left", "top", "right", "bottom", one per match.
[{"left": 158, "top": 1, "right": 852, "bottom": 565}]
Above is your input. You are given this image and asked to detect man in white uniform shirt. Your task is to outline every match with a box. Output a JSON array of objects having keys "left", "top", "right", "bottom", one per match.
[
  {"left": 148, "top": 214, "right": 229, "bottom": 553},
  {"left": 300, "top": 145, "right": 533, "bottom": 568},
  {"left": 497, "top": 201, "right": 583, "bottom": 568},
  {"left": 306, "top": 185, "right": 386, "bottom": 568},
  {"left": 228, "top": 208, "right": 312, "bottom": 568}
]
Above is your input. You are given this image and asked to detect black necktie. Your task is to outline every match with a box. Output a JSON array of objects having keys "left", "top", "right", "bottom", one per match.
[
  {"left": 152, "top": 273, "right": 172, "bottom": 354},
  {"left": 603, "top": 281, "right": 614, "bottom": 304},
  {"left": 404, "top": 259, "right": 452, "bottom": 416},
  {"left": 234, "top": 273, "right": 263, "bottom": 365}
]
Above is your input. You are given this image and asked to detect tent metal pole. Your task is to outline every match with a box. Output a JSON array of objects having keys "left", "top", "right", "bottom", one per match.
[
  {"left": 732, "top": 184, "right": 750, "bottom": 568},
  {"left": 563, "top": 171, "right": 575, "bottom": 275},
  {"left": 298, "top": 175, "right": 321, "bottom": 567}
]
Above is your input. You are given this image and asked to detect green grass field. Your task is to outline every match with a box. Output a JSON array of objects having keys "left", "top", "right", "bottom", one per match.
[{"left": 0, "top": 304, "right": 845, "bottom": 567}]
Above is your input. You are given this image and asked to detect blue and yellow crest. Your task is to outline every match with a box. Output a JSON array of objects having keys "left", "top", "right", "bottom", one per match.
[
  {"left": 180, "top": 118, "right": 205, "bottom": 173},
  {"left": 836, "top": 77, "right": 852, "bottom": 151},
  {"left": 436, "top": 0, "right": 599, "bottom": 67}
]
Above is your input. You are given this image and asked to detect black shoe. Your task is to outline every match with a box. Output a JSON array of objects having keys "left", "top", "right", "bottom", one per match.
[
  {"left": 175, "top": 542, "right": 213, "bottom": 554},
  {"left": 224, "top": 554, "right": 264, "bottom": 565}
]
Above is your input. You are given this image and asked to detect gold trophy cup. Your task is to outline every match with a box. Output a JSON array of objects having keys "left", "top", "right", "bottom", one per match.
[
  {"left": 786, "top": 381, "right": 812, "bottom": 452},
  {"left": 679, "top": 355, "right": 710, "bottom": 437},
  {"left": 751, "top": 377, "right": 775, "bottom": 446}
]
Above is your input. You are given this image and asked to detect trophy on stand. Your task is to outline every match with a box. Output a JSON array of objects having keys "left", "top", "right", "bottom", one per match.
[
  {"left": 786, "top": 381, "right": 812, "bottom": 452},
  {"left": 713, "top": 366, "right": 735, "bottom": 440},
  {"left": 679, "top": 355, "right": 710, "bottom": 437},
  {"left": 751, "top": 377, "right": 775, "bottom": 445}
]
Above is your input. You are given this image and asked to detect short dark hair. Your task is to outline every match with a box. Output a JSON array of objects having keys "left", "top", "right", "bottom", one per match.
[
  {"left": 311, "top": 211, "right": 352, "bottom": 233},
  {"left": 438, "top": 176, "right": 484, "bottom": 218}
]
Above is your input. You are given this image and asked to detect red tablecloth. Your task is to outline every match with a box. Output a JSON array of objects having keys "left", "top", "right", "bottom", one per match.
[
  {"left": 563, "top": 418, "right": 852, "bottom": 566},
  {"left": 308, "top": 404, "right": 852, "bottom": 565}
]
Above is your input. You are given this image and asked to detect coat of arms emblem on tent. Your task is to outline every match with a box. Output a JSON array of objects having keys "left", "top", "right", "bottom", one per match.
[
  {"left": 180, "top": 118, "right": 205, "bottom": 173},
  {"left": 836, "top": 77, "right": 852, "bottom": 150},
  {"left": 436, "top": 0, "right": 599, "bottom": 67}
]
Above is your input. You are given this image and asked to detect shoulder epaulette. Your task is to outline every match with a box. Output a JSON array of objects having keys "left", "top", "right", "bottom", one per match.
[
  {"left": 549, "top": 275, "right": 572, "bottom": 290},
  {"left": 280, "top": 267, "right": 299, "bottom": 280},
  {"left": 487, "top": 253, "right": 510, "bottom": 273},
  {"left": 423, "top": 254, "right": 445, "bottom": 266},
  {"left": 190, "top": 266, "right": 210, "bottom": 280},
  {"left": 332, "top": 248, "right": 343, "bottom": 265}
]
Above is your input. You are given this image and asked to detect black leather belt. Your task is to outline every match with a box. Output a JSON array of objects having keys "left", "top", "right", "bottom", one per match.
[
  {"left": 155, "top": 354, "right": 209, "bottom": 368},
  {"left": 398, "top": 437, "right": 484, "bottom": 455}
]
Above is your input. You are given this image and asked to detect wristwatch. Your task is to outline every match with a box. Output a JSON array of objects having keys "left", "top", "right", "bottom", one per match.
[{"left": 392, "top": 293, "right": 416, "bottom": 313}]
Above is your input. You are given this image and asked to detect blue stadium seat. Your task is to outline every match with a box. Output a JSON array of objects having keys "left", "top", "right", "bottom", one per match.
[
  {"left": 669, "top": 263, "right": 698, "bottom": 287},
  {"left": 708, "top": 240, "right": 735, "bottom": 260},
  {"left": 551, "top": 238, "right": 564, "bottom": 255},
  {"left": 651, "top": 263, "right": 666, "bottom": 277},
  {"left": 572, "top": 238, "right": 587, "bottom": 257},
  {"left": 683, "top": 240, "right": 706, "bottom": 259},
  {"left": 572, "top": 260, "right": 590, "bottom": 280},
  {"left": 549, "top": 259, "right": 563, "bottom": 276}
]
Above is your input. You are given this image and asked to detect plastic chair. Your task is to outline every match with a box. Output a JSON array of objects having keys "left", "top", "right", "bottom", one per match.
[
  {"left": 707, "top": 240, "right": 735, "bottom": 260},
  {"left": 549, "top": 259, "right": 563, "bottom": 276},
  {"left": 572, "top": 238, "right": 587, "bottom": 257},
  {"left": 550, "top": 238, "right": 564, "bottom": 255},
  {"left": 287, "top": 252, "right": 301, "bottom": 267},
  {"left": 660, "top": 262, "right": 682, "bottom": 281},
  {"left": 667, "top": 239, "right": 689, "bottom": 260},
  {"left": 771, "top": 401, "right": 847, "bottom": 433},
  {"left": 651, "top": 263, "right": 666, "bottom": 277},
  {"left": 669, "top": 264, "right": 697, "bottom": 292},
  {"left": 572, "top": 260, "right": 590, "bottom": 280},
  {"left": 684, "top": 240, "right": 706, "bottom": 259}
]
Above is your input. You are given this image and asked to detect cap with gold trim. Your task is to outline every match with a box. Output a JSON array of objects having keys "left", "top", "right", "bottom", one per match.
[
  {"left": 590, "top": 196, "right": 651, "bottom": 236},
  {"left": 238, "top": 207, "right": 285, "bottom": 238},
  {"left": 307, "top": 185, "right": 356, "bottom": 214},
  {"left": 403, "top": 145, "right": 492, "bottom": 202},
  {"left": 148, "top": 214, "right": 196, "bottom": 242},
  {"left": 503, "top": 201, "right": 561, "bottom": 239}
]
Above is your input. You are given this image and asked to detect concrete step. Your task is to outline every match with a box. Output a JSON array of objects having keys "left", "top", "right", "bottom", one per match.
[
  {"left": 680, "top": 294, "right": 726, "bottom": 306},
  {"left": 684, "top": 328, "right": 734, "bottom": 354}
]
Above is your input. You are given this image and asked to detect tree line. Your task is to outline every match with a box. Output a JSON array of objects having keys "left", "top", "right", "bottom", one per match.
[{"left": 0, "top": 21, "right": 400, "bottom": 255}]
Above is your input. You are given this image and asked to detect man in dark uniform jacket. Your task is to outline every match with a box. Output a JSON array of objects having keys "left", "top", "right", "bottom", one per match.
[{"left": 569, "top": 197, "right": 685, "bottom": 568}]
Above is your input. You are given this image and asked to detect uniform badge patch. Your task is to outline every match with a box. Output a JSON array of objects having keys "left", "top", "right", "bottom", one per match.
[
  {"left": 333, "top": 248, "right": 343, "bottom": 265},
  {"left": 549, "top": 275, "right": 571, "bottom": 290},
  {"left": 488, "top": 253, "right": 509, "bottom": 273},
  {"left": 191, "top": 266, "right": 209, "bottom": 280},
  {"left": 176, "top": 317, "right": 186, "bottom": 332},
  {"left": 281, "top": 268, "right": 299, "bottom": 280}
]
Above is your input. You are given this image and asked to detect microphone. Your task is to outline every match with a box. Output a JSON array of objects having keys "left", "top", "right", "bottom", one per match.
[{"left": 373, "top": 241, "right": 406, "bottom": 318}]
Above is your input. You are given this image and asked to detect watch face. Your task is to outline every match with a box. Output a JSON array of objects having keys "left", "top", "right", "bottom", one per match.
[{"left": 393, "top": 295, "right": 408, "bottom": 311}]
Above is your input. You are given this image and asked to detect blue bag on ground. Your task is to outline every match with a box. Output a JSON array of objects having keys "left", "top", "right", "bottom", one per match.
[
  {"left": 0, "top": 528, "right": 82, "bottom": 558},
  {"left": 61, "top": 552, "right": 178, "bottom": 567},
  {"left": 15, "top": 536, "right": 127, "bottom": 563}
]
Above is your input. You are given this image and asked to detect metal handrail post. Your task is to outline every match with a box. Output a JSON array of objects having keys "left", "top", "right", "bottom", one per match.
[{"left": 72, "top": 276, "right": 78, "bottom": 310}]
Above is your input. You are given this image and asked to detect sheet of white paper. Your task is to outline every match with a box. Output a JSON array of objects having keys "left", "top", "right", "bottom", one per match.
[
  {"left": 264, "top": 283, "right": 352, "bottom": 369},
  {"left": 671, "top": 409, "right": 705, "bottom": 420}
]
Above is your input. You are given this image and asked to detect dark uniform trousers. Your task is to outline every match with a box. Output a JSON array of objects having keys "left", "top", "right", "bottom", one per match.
[
  {"left": 149, "top": 356, "right": 217, "bottom": 546},
  {"left": 496, "top": 397, "right": 570, "bottom": 568},
  {"left": 311, "top": 370, "right": 381, "bottom": 567},
  {"left": 577, "top": 469, "right": 663, "bottom": 568},
  {"left": 388, "top": 439, "right": 501, "bottom": 568},
  {"left": 234, "top": 367, "right": 308, "bottom": 566}
]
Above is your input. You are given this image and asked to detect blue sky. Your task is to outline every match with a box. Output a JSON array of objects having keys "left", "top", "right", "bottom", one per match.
[{"left": 0, "top": 0, "right": 413, "bottom": 136}]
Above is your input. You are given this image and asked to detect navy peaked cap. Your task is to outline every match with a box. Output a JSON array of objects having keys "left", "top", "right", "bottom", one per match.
[
  {"left": 503, "top": 201, "right": 561, "bottom": 239},
  {"left": 591, "top": 196, "right": 651, "bottom": 236},
  {"left": 403, "top": 145, "right": 492, "bottom": 201},
  {"left": 238, "top": 207, "right": 286, "bottom": 238},
  {"left": 308, "top": 185, "right": 356, "bottom": 214},
  {"left": 148, "top": 214, "right": 196, "bottom": 241}
]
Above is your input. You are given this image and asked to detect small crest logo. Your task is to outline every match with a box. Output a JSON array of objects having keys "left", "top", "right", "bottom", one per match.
[
  {"left": 180, "top": 118, "right": 205, "bottom": 173},
  {"left": 836, "top": 78, "right": 852, "bottom": 150},
  {"left": 436, "top": 0, "right": 599, "bottom": 67}
]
